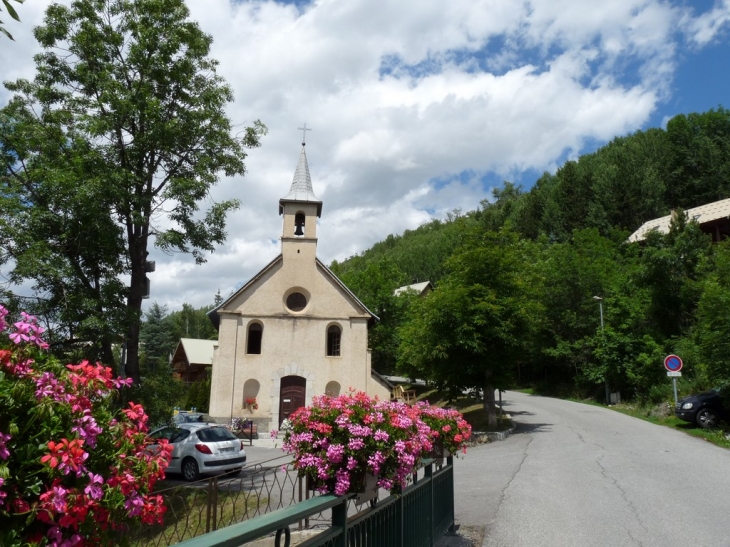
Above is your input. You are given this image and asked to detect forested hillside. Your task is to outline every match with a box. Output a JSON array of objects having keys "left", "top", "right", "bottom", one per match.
[{"left": 331, "top": 107, "right": 730, "bottom": 411}]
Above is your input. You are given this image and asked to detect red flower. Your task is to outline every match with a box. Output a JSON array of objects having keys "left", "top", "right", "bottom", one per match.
[
  {"left": 123, "top": 402, "right": 148, "bottom": 428},
  {"left": 11, "top": 498, "right": 31, "bottom": 514},
  {"left": 40, "top": 439, "right": 89, "bottom": 475},
  {"left": 140, "top": 495, "right": 167, "bottom": 525},
  {"left": 41, "top": 440, "right": 63, "bottom": 469}
]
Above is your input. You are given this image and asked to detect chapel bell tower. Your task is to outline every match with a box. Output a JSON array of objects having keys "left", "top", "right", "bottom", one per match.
[{"left": 279, "top": 130, "right": 322, "bottom": 263}]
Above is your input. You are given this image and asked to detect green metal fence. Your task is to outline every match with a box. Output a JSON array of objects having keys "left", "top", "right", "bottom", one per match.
[
  {"left": 123, "top": 454, "right": 304, "bottom": 546},
  {"left": 170, "top": 457, "right": 455, "bottom": 547}
]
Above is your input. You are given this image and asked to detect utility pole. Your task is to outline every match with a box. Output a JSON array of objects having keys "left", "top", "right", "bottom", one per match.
[{"left": 593, "top": 296, "right": 609, "bottom": 405}]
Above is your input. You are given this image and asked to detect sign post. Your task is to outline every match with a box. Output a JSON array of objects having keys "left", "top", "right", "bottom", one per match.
[{"left": 664, "top": 354, "right": 683, "bottom": 407}]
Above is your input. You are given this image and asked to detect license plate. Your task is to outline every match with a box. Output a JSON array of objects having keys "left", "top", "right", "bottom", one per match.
[{"left": 220, "top": 447, "right": 234, "bottom": 453}]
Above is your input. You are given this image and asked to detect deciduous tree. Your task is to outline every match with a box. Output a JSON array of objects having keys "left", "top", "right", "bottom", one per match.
[
  {"left": 397, "top": 227, "right": 541, "bottom": 428},
  {"left": 0, "top": 0, "right": 265, "bottom": 382}
]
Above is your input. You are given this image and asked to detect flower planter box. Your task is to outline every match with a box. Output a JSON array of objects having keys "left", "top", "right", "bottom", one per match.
[
  {"left": 307, "top": 472, "right": 378, "bottom": 505},
  {"left": 354, "top": 472, "right": 379, "bottom": 505},
  {"left": 430, "top": 440, "right": 445, "bottom": 467}
]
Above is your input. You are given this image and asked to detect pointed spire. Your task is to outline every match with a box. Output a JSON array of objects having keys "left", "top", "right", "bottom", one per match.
[
  {"left": 280, "top": 143, "right": 322, "bottom": 217},
  {"left": 285, "top": 145, "right": 316, "bottom": 200}
]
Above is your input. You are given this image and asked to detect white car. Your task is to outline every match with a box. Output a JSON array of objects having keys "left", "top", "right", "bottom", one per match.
[{"left": 150, "top": 423, "right": 247, "bottom": 481}]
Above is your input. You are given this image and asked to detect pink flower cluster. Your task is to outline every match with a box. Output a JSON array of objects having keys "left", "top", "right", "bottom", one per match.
[
  {"left": 281, "top": 390, "right": 471, "bottom": 498},
  {"left": 415, "top": 402, "right": 473, "bottom": 455},
  {"left": 0, "top": 431, "right": 11, "bottom": 460},
  {"left": 0, "top": 305, "right": 172, "bottom": 546},
  {"left": 6, "top": 310, "right": 49, "bottom": 350}
]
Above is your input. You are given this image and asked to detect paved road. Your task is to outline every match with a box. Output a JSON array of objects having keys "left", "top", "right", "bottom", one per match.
[{"left": 452, "top": 391, "right": 730, "bottom": 547}]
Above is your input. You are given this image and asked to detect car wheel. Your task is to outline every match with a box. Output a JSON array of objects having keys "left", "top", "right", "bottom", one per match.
[
  {"left": 182, "top": 458, "right": 200, "bottom": 482},
  {"left": 226, "top": 468, "right": 242, "bottom": 477},
  {"left": 696, "top": 408, "right": 719, "bottom": 429}
]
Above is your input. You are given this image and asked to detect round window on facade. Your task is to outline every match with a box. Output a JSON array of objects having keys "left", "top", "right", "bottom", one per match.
[{"left": 286, "top": 292, "right": 308, "bottom": 312}]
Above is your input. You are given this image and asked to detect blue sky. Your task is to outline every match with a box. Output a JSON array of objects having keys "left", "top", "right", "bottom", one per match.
[
  {"left": 658, "top": 39, "right": 730, "bottom": 124},
  {"left": 1, "top": 0, "right": 730, "bottom": 310}
]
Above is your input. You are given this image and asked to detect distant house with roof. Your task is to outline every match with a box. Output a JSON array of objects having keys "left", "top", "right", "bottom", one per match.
[
  {"left": 171, "top": 338, "right": 217, "bottom": 383},
  {"left": 393, "top": 281, "right": 433, "bottom": 297},
  {"left": 207, "top": 142, "right": 391, "bottom": 432},
  {"left": 628, "top": 198, "right": 730, "bottom": 243}
]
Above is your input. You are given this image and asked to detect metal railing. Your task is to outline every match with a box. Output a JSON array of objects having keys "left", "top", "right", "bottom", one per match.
[
  {"left": 123, "top": 454, "right": 301, "bottom": 546},
  {"left": 123, "top": 455, "right": 454, "bottom": 547},
  {"left": 168, "top": 457, "right": 454, "bottom": 547}
]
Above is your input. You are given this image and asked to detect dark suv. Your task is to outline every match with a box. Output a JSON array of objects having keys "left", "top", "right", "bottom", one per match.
[{"left": 675, "top": 389, "right": 728, "bottom": 429}]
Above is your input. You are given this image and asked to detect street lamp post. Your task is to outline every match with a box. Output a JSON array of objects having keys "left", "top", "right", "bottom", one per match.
[{"left": 593, "top": 296, "right": 609, "bottom": 405}]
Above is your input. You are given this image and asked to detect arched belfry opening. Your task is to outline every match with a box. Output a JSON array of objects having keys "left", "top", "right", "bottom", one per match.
[{"left": 294, "top": 212, "right": 305, "bottom": 236}]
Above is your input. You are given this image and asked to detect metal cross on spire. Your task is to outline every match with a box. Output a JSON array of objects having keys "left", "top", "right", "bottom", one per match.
[{"left": 298, "top": 123, "right": 312, "bottom": 146}]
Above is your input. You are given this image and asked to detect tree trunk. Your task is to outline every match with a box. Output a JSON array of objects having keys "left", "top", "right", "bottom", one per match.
[
  {"left": 124, "top": 235, "right": 147, "bottom": 384},
  {"left": 482, "top": 370, "right": 497, "bottom": 430},
  {"left": 99, "top": 340, "right": 116, "bottom": 368}
]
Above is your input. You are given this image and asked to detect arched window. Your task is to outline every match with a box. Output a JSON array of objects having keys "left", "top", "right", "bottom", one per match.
[
  {"left": 294, "top": 212, "right": 305, "bottom": 236},
  {"left": 243, "top": 379, "right": 260, "bottom": 409},
  {"left": 326, "top": 325, "right": 341, "bottom": 357},
  {"left": 247, "top": 323, "right": 262, "bottom": 354},
  {"left": 325, "top": 381, "right": 341, "bottom": 397}
]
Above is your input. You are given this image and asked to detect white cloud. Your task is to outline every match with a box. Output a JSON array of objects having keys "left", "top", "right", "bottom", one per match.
[
  {"left": 2, "top": 0, "right": 729, "bottom": 313},
  {"left": 683, "top": 0, "right": 730, "bottom": 46}
]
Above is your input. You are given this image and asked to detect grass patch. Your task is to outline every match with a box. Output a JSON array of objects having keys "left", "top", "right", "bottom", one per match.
[
  {"left": 565, "top": 397, "right": 605, "bottom": 408},
  {"left": 604, "top": 402, "right": 730, "bottom": 449},
  {"left": 127, "top": 485, "right": 264, "bottom": 546}
]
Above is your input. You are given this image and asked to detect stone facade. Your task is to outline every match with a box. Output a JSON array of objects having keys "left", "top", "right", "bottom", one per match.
[{"left": 208, "top": 145, "right": 391, "bottom": 431}]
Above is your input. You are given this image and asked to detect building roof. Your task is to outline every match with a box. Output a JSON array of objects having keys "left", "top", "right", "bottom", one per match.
[
  {"left": 172, "top": 338, "right": 217, "bottom": 366},
  {"left": 394, "top": 281, "right": 433, "bottom": 296},
  {"left": 628, "top": 198, "right": 730, "bottom": 243},
  {"left": 208, "top": 255, "right": 379, "bottom": 327},
  {"left": 381, "top": 375, "right": 427, "bottom": 387},
  {"left": 279, "top": 145, "right": 322, "bottom": 217},
  {"left": 370, "top": 369, "right": 394, "bottom": 390},
  {"left": 316, "top": 258, "right": 380, "bottom": 323},
  {"left": 207, "top": 254, "right": 284, "bottom": 329}
]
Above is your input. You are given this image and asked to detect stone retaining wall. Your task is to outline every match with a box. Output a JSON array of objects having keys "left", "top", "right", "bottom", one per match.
[{"left": 466, "top": 415, "right": 516, "bottom": 446}]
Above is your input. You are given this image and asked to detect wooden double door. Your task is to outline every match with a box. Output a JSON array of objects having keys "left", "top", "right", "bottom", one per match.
[{"left": 279, "top": 375, "right": 306, "bottom": 426}]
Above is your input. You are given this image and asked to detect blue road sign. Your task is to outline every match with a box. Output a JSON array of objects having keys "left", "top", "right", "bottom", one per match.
[{"left": 664, "top": 354, "right": 683, "bottom": 372}]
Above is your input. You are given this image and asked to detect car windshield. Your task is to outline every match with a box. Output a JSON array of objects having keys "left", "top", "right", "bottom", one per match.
[{"left": 197, "top": 427, "right": 238, "bottom": 442}]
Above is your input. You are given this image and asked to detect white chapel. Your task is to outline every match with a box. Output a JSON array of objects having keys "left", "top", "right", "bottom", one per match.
[{"left": 207, "top": 140, "right": 392, "bottom": 431}]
